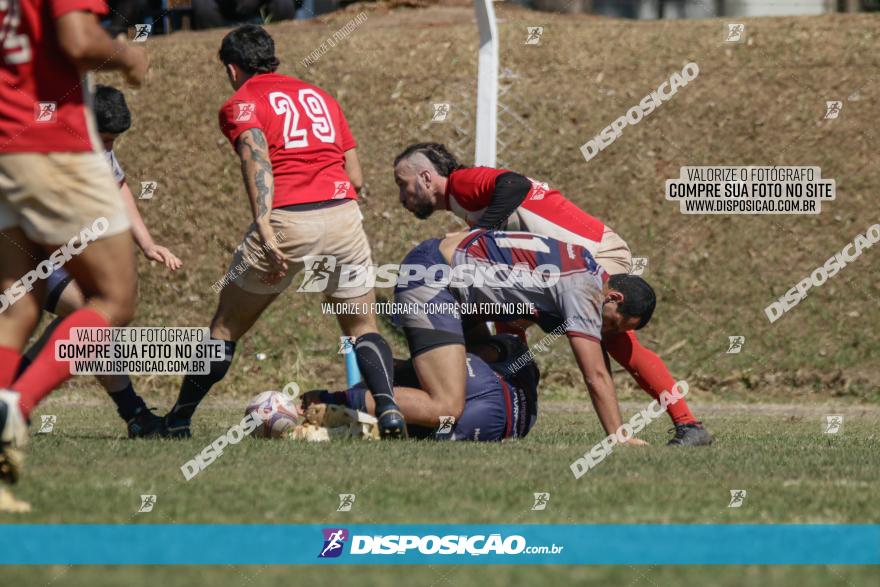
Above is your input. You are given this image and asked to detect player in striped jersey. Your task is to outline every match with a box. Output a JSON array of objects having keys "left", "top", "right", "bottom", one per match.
[
  {"left": 389, "top": 229, "right": 653, "bottom": 443},
  {"left": 392, "top": 143, "right": 711, "bottom": 446}
]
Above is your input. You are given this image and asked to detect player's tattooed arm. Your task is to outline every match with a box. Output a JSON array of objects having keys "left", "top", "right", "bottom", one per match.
[
  {"left": 236, "top": 128, "right": 275, "bottom": 226},
  {"left": 236, "top": 128, "right": 288, "bottom": 281}
]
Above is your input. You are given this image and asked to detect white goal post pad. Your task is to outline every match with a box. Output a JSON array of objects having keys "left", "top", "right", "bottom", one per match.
[{"left": 473, "top": 0, "right": 499, "bottom": 167}]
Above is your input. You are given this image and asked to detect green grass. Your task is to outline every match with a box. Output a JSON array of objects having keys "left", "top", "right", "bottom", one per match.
[
  {"left": 3, "top": 565, "right": 880, "bottom": 587},
  {"left": 2, "top": 396, "right": 878, "bottom": 585},
  {"left": 4, "top": 398, "right": 877, "bottom": 525}
]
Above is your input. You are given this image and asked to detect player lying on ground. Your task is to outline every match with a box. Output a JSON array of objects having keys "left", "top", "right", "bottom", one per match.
[
  {"left": 390, "top": 228, "right": 651, "bottom": 444},
  {"left": 15, "top": 85, "right": 181, "bottom": 438},
  {"left": 161, "top": 25, "right": 405, "bottom": 439},
  {"left": 392, "top": 143, "right": 711, "bottom": 446},
  {"left": 305, "top": 333, "right": 540, "bottom": 441},
  {"left": 0, "top": 0, "right": 149, "bottom": 486}
]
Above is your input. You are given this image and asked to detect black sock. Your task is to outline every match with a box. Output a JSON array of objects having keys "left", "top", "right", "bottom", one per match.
[
  {"left": 342, "top": 387, "right": 366, "bottom": 411},
  {"left": 353, "top": 333, "right": 396, "bottom": 414},
  {"left": 16, "top": 315, "right": 64, "bottom": 378},
  {"left": 168, "top": 340, "right": 236, "bottom": 422},
  {"left": 108, "top": 381, "right": 148, "bottom": 421},
  {"left": 321, "top": 390, "right": 349, "bottom": 406},
  {"left": 14, "top": 355, "right": 31, "bottom": 379}
]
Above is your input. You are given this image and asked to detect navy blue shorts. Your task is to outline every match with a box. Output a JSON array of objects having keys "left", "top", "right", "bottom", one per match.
[
  {"left": 393, "top": 238, "right": 465, "bottom": 357},
  {"left": 448, "top": 353, "right": 532, "bottom": 441},
  {"left": 44, "top": 267, "right": 74, "bottom": 313},
  {"left": 385, "top": 346, "right": 537, "bottom": 442}
]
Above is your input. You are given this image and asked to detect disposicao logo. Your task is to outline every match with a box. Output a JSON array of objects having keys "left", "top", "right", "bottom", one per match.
[{"left": 319, "top": 528, "right": 349, "bottom": 558}]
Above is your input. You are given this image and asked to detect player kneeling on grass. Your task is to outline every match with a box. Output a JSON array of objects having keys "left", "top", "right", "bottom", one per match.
[
  {"left": 393, "top": 143, "right": 711, "bottom": 446},
  {"left": 161, "top": 25, "right": 405, "bottom": 439},
  {"left": 388, "top": 229, "right": 653, "bottom": 445},
  {"left": 15, "top": 85, "right": 181, "bottom": 439},
  {"left": 305, "top": 333, "right": 539, "bottom": 441}
]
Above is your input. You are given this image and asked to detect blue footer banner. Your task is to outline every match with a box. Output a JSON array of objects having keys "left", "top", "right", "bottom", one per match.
[{"left": 0, "top": 524, "right": 877, "bottom": 565}]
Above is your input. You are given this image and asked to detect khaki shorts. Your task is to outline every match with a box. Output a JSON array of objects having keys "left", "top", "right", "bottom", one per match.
[
  {"left": 228, "top": 199, "right": 373, "bottom": 298},
  {"left": 593, "top": 226, "right": 632, "bottom": 275},
  {"left": 0, "top": 152, "right": 129, "bottom": 245}
]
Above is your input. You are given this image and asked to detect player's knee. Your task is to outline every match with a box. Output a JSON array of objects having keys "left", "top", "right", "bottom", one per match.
[
  {"left": 341, "top": 314, "right": 376, "bottom": 339},
  {"left": 99, "top": 292, "right": 136, "bottom": 326},
  {"left": 435, "top": 393, "right": 465, "bottom": 421},
  {"left": 210, "top": 314, "right": 243, "bottom": 342},
  {"left": 112, "top": 297, "right": 137, "bottom": 326}
]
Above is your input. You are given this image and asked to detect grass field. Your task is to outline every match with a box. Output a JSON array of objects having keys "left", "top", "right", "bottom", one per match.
[
  {"left": 4, "top": 564, "right": 880, "bottom": 587},
  {"left": 2, "top": 396, "right": 879, "bottom": 584},
  {"left": 4, "top": 397, "right": 878, "bottom": 525},
  {"left": 3, "top": 3, "right": 879, "bottom": 584}
]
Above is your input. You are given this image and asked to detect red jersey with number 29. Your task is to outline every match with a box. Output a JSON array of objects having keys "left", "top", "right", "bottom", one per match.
[
  {"left": 219, "top": 73, "right": 357, "bottom": 208},
  {"left": 445, "top": 167, "right": 606, "bottom": 254},
  {"left": 0, "top": 0, "right": 107, "bottom": 153}
]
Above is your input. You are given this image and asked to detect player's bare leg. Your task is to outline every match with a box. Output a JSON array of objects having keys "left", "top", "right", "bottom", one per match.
[
  {"left": 17, "top": 280, "right": 163, "bottom": 437},
  {"left": 3, "top": 232, "right": 137, "bottom": 485},
  {"left": 12, "top": 231, "right": 138, "bottom": 415},
  {"left": 55, "top": 232, "right": 137, "bottom": 326},
  {"left": 164, "top": 282, "right": 278, "bottom": 437},
  {"left": 331, "top": 290, "right": 406, "bottom": 438},
  {"left": 210, "top": 281, "right": 279, "bottom": 342},
  {"left": 405, "top": 344, "right": 467, "bottom": 427},
  {"left": 0, "top": 228, "right": 44, "bottom": 353},
  {"left": 0, "top": 228, "right": 43, "bottom": 485}
]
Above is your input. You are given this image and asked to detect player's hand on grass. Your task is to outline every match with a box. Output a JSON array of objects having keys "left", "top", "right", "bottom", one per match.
[
  {"left": 623, "top": 437, "right": 649, "bottom": 446},
  {"left": 144, "top": 244, "right": 182, "bottom": 271},
  {"left": 122, "top": 45, "right": 149, "bottom": 87}
]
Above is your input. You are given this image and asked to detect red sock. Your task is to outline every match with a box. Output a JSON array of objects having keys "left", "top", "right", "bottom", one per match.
[
  {"left": 0, "top": 346, "right": 23, "bottom": 388},
  {"left": 603, "top": 330, "right": 697, "bottom": 426},
  {"left": 12, "top": 308, "right": 109, "bottom": 419}
]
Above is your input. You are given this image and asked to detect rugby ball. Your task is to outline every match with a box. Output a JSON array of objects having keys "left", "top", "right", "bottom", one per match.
[{"left": 245, "top": 390, "right": 303, "bottom": 438}]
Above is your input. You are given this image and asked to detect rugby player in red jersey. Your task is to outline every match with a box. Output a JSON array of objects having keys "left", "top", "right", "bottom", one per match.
[
  {"left": 15, "top": 85, "right": 180, "bottom": 439},
  {"left": 392, "top": 143, "right": 711, "bottom": 446},
  {"left": 162, "top": 26, "right": 405, "bottom": 439},
  {"left": 0, "top": 0, "right": 149, "bottom": 485}
]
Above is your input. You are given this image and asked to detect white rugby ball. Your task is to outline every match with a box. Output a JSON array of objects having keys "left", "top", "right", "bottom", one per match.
[{"left": 245, "top": 390, "right": 303, "bottom": 438}]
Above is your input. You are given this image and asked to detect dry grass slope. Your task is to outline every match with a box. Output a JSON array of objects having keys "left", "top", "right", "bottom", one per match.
[{"left": 92, "top": 6, "right": 879, "bottom": 404}]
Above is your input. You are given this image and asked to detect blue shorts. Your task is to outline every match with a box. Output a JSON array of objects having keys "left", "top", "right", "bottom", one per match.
[
  {"left": 446, "top": 352, "right": 533, "bottom": 441},
  {"left": 393, "top": 238, "right": 465, "bottom": 357},
  {"left": 44, "top": 266, "right": 74, "bottom": 313},
  {"left": 347, "top": 342, "right": 537, "bottom": 442}
]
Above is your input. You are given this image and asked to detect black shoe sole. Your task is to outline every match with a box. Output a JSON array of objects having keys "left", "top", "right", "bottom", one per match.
[
  {"left": 377, "top": 409, "right": 407, "bottom": 440},
  {"left": 128, "top": 426, "right": 165, "bottom": 439},
  {"left": 667, "top": 432, "right": 714, "bottom": 447}
]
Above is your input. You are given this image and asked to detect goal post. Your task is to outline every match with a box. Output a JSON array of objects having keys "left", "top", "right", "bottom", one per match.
[{"left": 473, "top": 0, "right": 499, "bottom": 167}]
